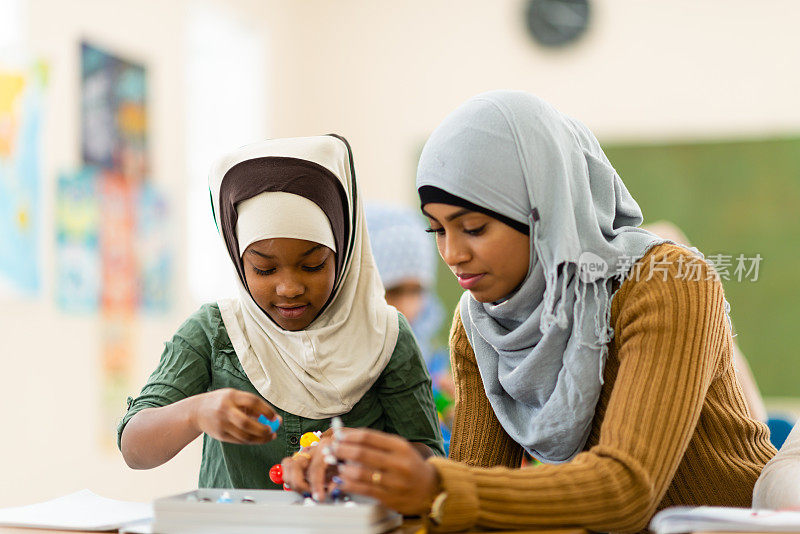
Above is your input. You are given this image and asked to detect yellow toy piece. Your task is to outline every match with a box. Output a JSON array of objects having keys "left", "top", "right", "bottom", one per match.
[{"left": 300, "top": 431, "right": 321, "bottom": 448}]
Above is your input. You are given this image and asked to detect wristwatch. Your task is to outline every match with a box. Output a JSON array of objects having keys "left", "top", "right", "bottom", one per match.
[{"left": 427, "top": 491, "right": 449, "bottom": 526}]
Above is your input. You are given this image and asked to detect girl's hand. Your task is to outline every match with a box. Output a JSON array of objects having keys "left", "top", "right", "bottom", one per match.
[
  {"left": 192, "top": 388, "right": 280, "bottom": 444},
  {"left": 334, "top": 428, "right": 440, "bottom": 516}
]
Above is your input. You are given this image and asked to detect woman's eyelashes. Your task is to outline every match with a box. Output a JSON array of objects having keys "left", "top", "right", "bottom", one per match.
[
  {"left": 424, "top": 224, "right": 486, "bottom": 236},
  {"left": 464, "top": 224, "right": 486, "bottom": 236}
]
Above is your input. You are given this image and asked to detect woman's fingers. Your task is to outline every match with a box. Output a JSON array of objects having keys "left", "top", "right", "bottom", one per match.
[
  {"left": 339, "top": 427, "right": 409, "bottom": 452},
  {"left": 335, "top": 429, "right": 416, "bottom": 475},
  {"left": 338, "top": 461, "right": 400, "bottom": 491},
  {"left": 335, "top": 441, "right": 409, "bottom": 479},
  {"left": 332, "top": 428, "right": 440, "bottom": 516}
]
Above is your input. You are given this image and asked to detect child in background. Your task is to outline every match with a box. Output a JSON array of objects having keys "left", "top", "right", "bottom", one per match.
[
  {"left": 117, "top": 136, "right": 444, "bottom": 489},
  {"left": 365, "top": 204, "right": 454, "bottom": 452}
]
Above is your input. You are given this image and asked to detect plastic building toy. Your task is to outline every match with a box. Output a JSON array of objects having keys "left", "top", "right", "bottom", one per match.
[
  {"left": 258, "top": 414, "right": 280, "bottom": 432},
  {"left": 268, "top": 464, "right": 283, "bottom": 485},
  {"left": 300, "top": 431, "right": 321, "bottom": 448}
]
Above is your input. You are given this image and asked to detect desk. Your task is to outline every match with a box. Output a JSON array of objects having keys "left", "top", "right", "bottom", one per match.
[{"left": 0, "top": 524, "right": 587, "bottom": 534}]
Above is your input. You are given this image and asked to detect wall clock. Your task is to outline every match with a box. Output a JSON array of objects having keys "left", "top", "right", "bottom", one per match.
[{"left": 525, "top": 0, "right": 591, "bottom": 47}]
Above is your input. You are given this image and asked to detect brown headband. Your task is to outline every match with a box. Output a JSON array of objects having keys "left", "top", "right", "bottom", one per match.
[{"left": 218, "top": 156, "right": 349, "bottom": 288}]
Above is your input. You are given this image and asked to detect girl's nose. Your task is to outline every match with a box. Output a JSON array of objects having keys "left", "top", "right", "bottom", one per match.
[{"left": 275, "top": 276, "right": 304, "bottom": 298}]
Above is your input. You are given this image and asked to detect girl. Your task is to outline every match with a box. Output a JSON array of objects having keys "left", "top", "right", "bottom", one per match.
[
  {"left": 117, "top": 135, "right": 444, "bottom": 489},
  {"left": 303, "top": 92, "right": 775, "bottom": 531}
]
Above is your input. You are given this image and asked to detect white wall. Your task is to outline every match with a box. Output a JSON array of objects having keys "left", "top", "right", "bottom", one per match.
[
  {"left": 2, "top": 0, "right": 799, "bottom": 507},
  {"left": 0, "top": 0, "right": 268, "bottom": 506},
  {"left": 267, "top": 0, "right": 800, "bottom": 205}
]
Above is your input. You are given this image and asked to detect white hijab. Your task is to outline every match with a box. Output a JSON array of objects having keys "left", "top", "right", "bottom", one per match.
[{"left": 209, "top": 135, "right": 399, "bottom": 419}]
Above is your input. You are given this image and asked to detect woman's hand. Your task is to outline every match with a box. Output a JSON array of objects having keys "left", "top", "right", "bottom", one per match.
[
  {"left": 192, "top": 388, "right": 280, "bottom": 445},
  {"left": 334, "top": 428, "right": 441, "bottom": 516}
]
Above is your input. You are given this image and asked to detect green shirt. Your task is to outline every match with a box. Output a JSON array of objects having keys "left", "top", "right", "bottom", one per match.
[{"left": 117, "top": 303, "right": 444, "bottom": 489}]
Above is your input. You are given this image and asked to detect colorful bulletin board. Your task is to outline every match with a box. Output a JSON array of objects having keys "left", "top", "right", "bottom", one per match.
[
  {"left": 0, "top": 63, "right": 45, "bottom": 295},
  {"left": 55, "top": 167, "right": 100, "bottom": 311},
  {"left": 81, "top": 42, "right": 147, "bottom": 182},
  {"left": 77, "top": 41, "right": 172, "bottom": 448}
]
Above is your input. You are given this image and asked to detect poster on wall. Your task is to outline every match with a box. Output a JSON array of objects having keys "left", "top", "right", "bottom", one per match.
[
  {"left": 98, "top": 171, "right": 137, "bottom": 450},
  {"left": 55, "top": 168, "right": 101, "bottom": 311},
  {"left": 100, "top": 172, "right": 138, "bottom": 313},
  {"left": 99, "top": 314, "right": 135, "bottom": 450},
  {"left": 0, "top": 62, "right": 46, "bottom": 296},
  {"left": 137, "top": 183, "right": 172, "bottom": 312},
  {"left": 80, "top": 41, "right": 147, "bottom": 181},
  {"left": 81, "top": 41, "right": 152, "bottom": 448}
]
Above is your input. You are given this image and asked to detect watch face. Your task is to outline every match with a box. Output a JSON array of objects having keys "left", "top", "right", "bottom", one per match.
[{"left": 526, "top": 0, "right": 591, "bottom": 47}]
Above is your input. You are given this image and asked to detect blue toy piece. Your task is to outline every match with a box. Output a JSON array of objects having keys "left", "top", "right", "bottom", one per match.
[
  {"left": 258, "top": 414, "right": 280, "bottom": 432},
  {"left": 330, "top": 488, "right": 343, "bottom": 501},
  {"left": 216, "top": 491, "right": 233, "bottom": 503}
]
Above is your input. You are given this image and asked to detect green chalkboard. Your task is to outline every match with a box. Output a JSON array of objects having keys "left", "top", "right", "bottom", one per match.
[
  {"left": 604, "top": 137, "right": 800, "bottom": 397},
  {"left": 431, "top": 137, "right": 800, "bottom": 397}
]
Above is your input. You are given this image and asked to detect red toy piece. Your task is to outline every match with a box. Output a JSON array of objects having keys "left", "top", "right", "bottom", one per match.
[{"left": 269, "top": 464, "right": 283, "bottom": 485}]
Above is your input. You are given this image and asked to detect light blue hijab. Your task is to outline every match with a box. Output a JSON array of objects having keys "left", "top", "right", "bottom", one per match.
[{"left": 417, "top": 91, "right": 666, "bottom": 463}]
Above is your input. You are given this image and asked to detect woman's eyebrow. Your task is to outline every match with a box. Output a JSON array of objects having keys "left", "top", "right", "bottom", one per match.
[
  {"left": 445, "top": 208, "right": 473, "bottom": 221},
  {"left": 422, "top": 207, "right": 473, "bottom": 222}
]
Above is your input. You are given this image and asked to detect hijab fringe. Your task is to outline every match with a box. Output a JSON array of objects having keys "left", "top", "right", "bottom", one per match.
[{"left": 534, "top": 222, "right": 615, "bottom": 386}]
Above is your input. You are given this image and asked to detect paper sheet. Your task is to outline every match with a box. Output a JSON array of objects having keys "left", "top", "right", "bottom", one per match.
[
  {"left": 650, "top": 506, "right": 800, "bottom": 534},
  {"left": 0, "top": 489, "right": 152, "bottom": 531}
]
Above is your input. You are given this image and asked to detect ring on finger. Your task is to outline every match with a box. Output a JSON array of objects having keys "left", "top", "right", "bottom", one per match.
[{"left": 371, "top": 470, "right": 383, "bottom": 485}]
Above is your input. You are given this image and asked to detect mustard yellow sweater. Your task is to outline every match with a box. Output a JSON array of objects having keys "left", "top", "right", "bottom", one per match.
[{"left": 426, "top": 244, "right": 775, "bottom": 533}]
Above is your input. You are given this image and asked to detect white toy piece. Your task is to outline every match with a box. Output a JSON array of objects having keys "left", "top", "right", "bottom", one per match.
[{"left": 323, "top": 416, "right": 345, "bottom": 466}]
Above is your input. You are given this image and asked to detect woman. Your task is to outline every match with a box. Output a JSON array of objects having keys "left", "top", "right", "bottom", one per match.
[{"left": 290, "top": 92, "right": 776, "bottom": 532}]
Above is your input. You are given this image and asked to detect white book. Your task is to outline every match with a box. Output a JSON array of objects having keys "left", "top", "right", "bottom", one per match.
[
  {"left": 0, "top": 489, "right": 152, "bottom": 531},
  {"left": 152, "top": 488, "right": 401, "bottom": 534},
  {"left": 650, "top": 506, "right": 800, "bottom": 534}
]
